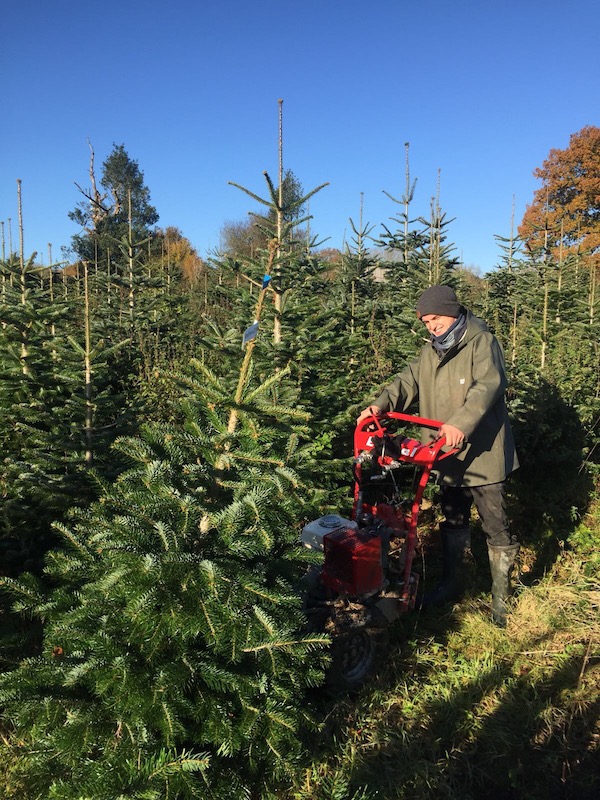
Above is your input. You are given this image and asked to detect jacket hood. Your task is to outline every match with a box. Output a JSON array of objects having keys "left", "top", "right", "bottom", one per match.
[
  {"left": 462, "top": 311, "right": 490, "bottom": 342},
  {"left": 433, "top": 310, "right": 488, "bottom": 363}
]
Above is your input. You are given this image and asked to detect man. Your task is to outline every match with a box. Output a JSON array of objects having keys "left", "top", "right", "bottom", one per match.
[{"left": 357, "top": 285, "right": 520, "bottom": 627}]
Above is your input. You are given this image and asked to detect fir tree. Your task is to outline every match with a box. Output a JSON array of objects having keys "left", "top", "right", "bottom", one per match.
[
  {"left": 0, "top": 357, "right": 328, "bottom": 799},
  {"left": 225, "top": 170, "right": 328, "bottom": 347},
  {"left": 485, "top": 227, "right": 600, "bottom": 536},
  {"left": 0, "top": 253, "right": 96, "bottom": 571},
  {"left": 372, "top": 151, "right": 461, "bottom": 376},
  {"left": 69, "top": 142, "right": 158, "bottom": 272}
]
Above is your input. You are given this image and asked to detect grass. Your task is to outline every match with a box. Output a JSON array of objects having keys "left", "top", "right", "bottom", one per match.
[{"left": 288, "top": 509, "right": 600, "bottom": 800}]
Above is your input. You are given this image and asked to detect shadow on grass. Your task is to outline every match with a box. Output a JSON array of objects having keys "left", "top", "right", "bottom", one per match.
[{"left": 305, "top": 604, "right": 599, "bottom": 800}]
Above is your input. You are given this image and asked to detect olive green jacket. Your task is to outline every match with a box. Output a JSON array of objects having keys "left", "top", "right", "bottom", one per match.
[{"left": 374, "top": 312, "right": 519, "bottom": 487}]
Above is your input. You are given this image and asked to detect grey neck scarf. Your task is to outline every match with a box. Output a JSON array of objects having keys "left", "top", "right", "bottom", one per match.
[{"left": 431, "top": 313, "right": 467, "bottom": 357}]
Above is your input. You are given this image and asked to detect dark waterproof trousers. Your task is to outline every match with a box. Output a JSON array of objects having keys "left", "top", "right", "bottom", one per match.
[{"left": 439, "top": 483, "right": 519, "bottom": 548}]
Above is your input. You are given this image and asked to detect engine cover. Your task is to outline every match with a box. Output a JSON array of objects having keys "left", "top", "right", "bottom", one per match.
[{"left": 321, "top": 528, "right": 384, "bottom": 596}]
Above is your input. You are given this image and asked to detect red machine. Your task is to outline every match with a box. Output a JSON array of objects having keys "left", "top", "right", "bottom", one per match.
[{"left": 301, "top": 412, "right": 457, "bottom": 691}]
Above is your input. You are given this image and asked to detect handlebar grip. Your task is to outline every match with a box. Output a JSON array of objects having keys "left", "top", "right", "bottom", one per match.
[{"left": 357, "top": 411, "right": 444, "bottom": 432}]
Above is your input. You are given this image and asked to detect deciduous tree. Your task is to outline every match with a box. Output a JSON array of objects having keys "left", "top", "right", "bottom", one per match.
[{"left": 519, "top": 125, "right": 600, "bottom": 269}]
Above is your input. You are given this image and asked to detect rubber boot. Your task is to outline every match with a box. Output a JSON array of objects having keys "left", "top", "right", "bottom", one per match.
[
  {"left": 487, "top": 543, "right": 519, "bottom": 627},
  {"left": 422, "top": 525, "right": 471, "bottom": 607}
]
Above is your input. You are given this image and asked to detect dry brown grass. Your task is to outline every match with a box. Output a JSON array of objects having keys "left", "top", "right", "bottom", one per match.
[{"left": 290, "top": 544, "right": 600, "bottom": 800}]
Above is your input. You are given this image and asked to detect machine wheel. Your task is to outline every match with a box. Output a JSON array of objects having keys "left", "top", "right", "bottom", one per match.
[{"left": 326, "top": 611, "right": 390, "bottom": 694}]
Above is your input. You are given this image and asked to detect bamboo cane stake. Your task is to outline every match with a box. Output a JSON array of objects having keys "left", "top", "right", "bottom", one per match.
[
  {"left": 128, "top": 188, "right": 134, "bottom": 323},
  {"left": 83, "top": 260, "right": 94, "bottom": 466},
  {"left": 17, "top": 180, "right": 29, "bottom": 373},
  {"left": 273, "top": 98, "right": 284, "bottom": 344},
  {"left": 404, "top": 142, "right": 410, "bottom": 265},
  {"left": 227, "top": 241, "right": 277, "bottom": 435}
]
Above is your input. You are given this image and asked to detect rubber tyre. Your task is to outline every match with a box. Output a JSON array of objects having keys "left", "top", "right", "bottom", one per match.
[{"left": 326, "top": 614, "right": 390, "bottom": 694}]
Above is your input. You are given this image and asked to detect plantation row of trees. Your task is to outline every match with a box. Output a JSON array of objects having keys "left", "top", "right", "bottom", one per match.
[{"left": 0, "top": 127, "right": 598, "bottom": 798}]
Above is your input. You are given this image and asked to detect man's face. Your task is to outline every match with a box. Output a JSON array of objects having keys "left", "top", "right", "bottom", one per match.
[{"left": 420, "top": 314, "right": 457, "bottom": 336}]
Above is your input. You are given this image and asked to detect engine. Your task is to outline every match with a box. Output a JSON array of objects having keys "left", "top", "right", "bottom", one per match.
[
  {"left": 321, "top": 527, "right": 384, "bottom": 595},
  {"left": 300, "top": 514, "right": 386, "bottom": 596}
]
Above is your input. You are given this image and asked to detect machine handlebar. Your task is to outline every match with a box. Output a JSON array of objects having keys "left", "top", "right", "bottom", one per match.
[{"left": 354, "top": 411, "right": 460, "bottom": 467}]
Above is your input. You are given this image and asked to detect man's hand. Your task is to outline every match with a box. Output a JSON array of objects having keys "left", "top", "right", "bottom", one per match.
[
  {"left": 438, "top": 423, "right": 466, "bottom": 448},
  {"left": 356, "top": 405, "right": 382, "bottom": 426}
]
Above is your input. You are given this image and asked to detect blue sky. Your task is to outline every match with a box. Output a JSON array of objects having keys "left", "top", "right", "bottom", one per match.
[{"left": 2, "top": 0, "right": 599, "bottom": 272}]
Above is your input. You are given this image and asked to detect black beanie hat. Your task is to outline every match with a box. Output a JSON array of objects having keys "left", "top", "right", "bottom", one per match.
[{"left": 416, "top": 285, "right": 462, "bottom": 319}]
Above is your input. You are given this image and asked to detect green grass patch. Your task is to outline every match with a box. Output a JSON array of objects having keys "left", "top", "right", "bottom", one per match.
[{"left": 288, "top": 531, "right": 600, "bottom": 800}]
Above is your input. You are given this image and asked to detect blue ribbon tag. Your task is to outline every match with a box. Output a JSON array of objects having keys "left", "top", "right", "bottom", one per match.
[
  {"left": 242, "top": 320, "right": 259, "bottom": 346},
  {"left": 262, "top": 274, "right": 271, "bottom": 290}
]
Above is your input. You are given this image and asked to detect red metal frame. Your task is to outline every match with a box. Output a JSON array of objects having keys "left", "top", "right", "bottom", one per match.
[{"left": 353, "top": 412, "right": 457, "bottom": 609}]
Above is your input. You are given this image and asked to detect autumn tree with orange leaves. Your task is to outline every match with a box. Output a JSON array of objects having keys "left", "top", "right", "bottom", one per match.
[
  {"left": 154, "top": 226, "right": 206, "bottom": 284},
  {"left": 519, "top": 125, "right": 600, "bottom": 270}
]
